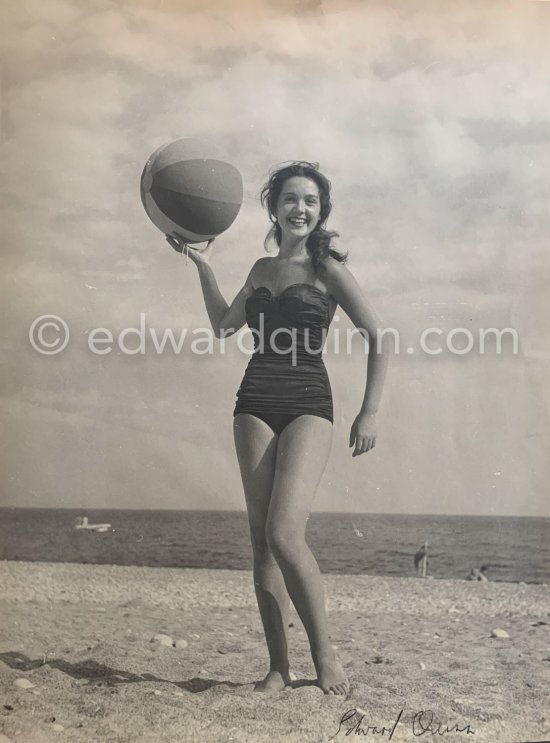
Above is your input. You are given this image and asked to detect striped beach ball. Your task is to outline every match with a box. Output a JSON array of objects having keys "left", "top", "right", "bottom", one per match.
[{"left": 140, "top": 138, "right": 243, "bottom": 243}]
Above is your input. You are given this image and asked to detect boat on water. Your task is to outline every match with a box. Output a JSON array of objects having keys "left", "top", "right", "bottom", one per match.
[{"left": 75, "top": 516, "right": 111, "bottom": 533}]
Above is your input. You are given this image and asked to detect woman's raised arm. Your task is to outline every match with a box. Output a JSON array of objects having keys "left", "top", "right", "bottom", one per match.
[{"left": 166, "top": 235, "right": 256, "bottom": 339}]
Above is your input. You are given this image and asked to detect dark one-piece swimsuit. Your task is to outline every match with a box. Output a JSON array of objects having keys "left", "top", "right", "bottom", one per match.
[{"left": 233, "top": 283, "right": 333, "bottom": 435}]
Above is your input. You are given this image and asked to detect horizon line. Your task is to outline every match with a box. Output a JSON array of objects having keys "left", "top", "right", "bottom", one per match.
[{"left": 0, "top": 506, "right": 547, "bottom": 519}]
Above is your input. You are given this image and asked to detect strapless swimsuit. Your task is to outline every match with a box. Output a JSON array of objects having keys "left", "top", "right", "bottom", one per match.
[{"left": 233, "top": 283, "right": 333, "bottom": 435}]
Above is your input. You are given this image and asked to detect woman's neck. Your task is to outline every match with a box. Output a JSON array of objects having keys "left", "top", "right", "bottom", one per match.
[{"left": 277, "top": 236, "right": 309, "bottom": 261}]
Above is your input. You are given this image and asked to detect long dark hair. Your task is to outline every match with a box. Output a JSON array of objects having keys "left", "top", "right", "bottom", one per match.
[{"left": 260, "top": 161, "right": 347, "bottom": 273}]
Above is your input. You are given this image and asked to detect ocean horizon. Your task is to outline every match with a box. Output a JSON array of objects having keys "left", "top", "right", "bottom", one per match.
[{"left": 1, "top": 508, "right": 548, "bottom": 584}]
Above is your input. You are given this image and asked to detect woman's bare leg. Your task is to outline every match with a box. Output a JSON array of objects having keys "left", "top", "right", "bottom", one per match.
[
  {"left": 267, "top": 415, "right": 349, "bottom": 695},
  {"left": 233, "top": 413, "right": 292, "bottom": 691}
]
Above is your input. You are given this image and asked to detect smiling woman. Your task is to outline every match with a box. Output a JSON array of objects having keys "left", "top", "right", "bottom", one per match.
[
  {"left": 166, "top": 160, "right": 390, "bottom": 696},
  {"left": 260, "top": 161, "right": 345, "bottom": 274}
]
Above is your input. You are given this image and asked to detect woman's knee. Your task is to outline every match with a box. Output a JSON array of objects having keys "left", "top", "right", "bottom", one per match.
[
  {"left": 251, "top": 537, "right": 271, "bottom": 560},
  {"left": 266, "top": 522, "right": 306, "bottom": 564},
  {"left": 248, "top": 526, "right": 274, "bottom": 563}
]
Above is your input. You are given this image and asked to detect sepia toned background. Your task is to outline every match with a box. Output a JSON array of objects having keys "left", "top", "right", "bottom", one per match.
[{"left": 1, "top": 0, "right": 549, "bottom": 515}]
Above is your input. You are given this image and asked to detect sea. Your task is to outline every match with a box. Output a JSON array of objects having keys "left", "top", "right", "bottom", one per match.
[{"left": 0, "top": 509, "right": 548, "bottom": 584}]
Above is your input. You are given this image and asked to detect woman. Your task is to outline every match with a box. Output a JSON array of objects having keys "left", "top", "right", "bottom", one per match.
[{"left": 167, "top": 161, "right": 389, "bottom": 695}]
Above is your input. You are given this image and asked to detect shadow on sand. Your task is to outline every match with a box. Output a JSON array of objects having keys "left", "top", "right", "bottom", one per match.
[{"left": 0, "top": 650, "right": 247, "bottom": 693}]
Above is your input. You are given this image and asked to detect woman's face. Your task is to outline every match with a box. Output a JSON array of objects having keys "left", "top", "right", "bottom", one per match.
[{"left": 275, "top": 176, "right": 321, "bottom": 241}]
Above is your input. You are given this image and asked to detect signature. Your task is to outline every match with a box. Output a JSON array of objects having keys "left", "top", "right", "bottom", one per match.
[{"left": 330, "top": 708, "right": 475, "bottom": 740}]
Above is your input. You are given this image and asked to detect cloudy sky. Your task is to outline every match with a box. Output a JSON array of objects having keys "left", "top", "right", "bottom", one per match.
[{"left": 1, "top": 0, "right": 549, "bottom": 515}]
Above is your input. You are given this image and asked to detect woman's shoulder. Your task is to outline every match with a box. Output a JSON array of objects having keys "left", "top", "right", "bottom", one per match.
[
  {"left": 322, "top": 255, "right": 351, "bottom": 282},
  {"left": 322, "top": 256, "right": 364, "bottom": 302},
  {"left": 244, "top": 256, "right": 275, "bottom": 287},
  {"left": 253, "top": 256, "right": 276, "bottom": 269},
  {"left": 249, "top": 256, "right": 276, "bottom": 276}
]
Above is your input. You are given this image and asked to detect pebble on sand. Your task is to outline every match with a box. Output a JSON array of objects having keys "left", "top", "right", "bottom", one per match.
[
  {"left": 491, "top": 628, "right": 510, "bottom": 638},
  {"left": 174, "top": 639, "right": 188, "bottom": 649},
  {"left": 150, "top": 633, "right": 174, "bottom": 647},
  {"left": 51, "top": 723, "right": 64, "bottom": 732},
  {"left": 14, "top": 678, "right": 35, "bottom": 689}
]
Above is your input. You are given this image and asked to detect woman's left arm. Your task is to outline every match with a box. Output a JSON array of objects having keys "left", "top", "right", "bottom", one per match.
[{"left": 324, "top": 259, "right": 390, "bottom": 457}]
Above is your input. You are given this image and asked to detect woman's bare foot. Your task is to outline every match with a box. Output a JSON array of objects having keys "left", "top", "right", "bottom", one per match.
[
  {"left": 314, "top": 651, "right": 350, "bottom": 695},
  {"left": 254, "top": 669, "right": 292, "bottom": 692}
]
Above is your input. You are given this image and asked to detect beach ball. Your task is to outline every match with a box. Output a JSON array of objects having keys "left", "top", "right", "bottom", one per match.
[{"left": 140, "top": 138, "right": 243, "bottom": 243}]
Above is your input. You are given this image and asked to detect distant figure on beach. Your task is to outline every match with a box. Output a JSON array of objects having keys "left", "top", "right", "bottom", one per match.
[
  {"left": 414, "top": 541, "right": 429, "bottom": 577},
  {"left": 467, "top": 565, "right": 489, "bottom": 582},
  {"left": 167, "top": 162, "right": 389, "bottom": 695}
]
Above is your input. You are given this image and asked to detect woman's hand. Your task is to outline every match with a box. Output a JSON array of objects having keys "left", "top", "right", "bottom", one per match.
[
  {"left": 349, "top": 412, "right": 377, "bottom": 457},
  {"left": 165, "top": 234, "right": 215, "bottom": 265}
]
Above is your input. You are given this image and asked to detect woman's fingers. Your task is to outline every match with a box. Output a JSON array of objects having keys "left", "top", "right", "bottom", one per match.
[
  {"left": 352, "top": 435, "right": 376, "bottom": 456},
  {"left": 166, "top": 235, "right": 184, "bottom": 253},
  {"left": 166, "top": 233, "right": 195, "bottom": 251},
  {"left": 166, "top": 234, "right": 213, "bottom": 265},
  {"left": 165, "top": 235, "right": 205, "bottom": 266}
]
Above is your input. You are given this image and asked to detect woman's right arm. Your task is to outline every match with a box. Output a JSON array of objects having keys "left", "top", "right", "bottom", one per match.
[{"left": 166, "top": 235, "right": 257, "bottom": 339}]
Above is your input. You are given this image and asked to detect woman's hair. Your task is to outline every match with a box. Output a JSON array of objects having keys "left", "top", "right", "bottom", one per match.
[{"left": 260, "top": 161, "right": 347, "bottom": 273}]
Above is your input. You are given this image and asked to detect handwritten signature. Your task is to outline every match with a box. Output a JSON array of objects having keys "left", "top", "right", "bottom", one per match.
[{"left": 329, "top": 708, "right": 475, "bottom": 740}]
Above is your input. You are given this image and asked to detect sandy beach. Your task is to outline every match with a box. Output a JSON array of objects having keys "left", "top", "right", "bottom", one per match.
[{"left": 0, "top": 562, "right": 549, "bottom": 743}]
